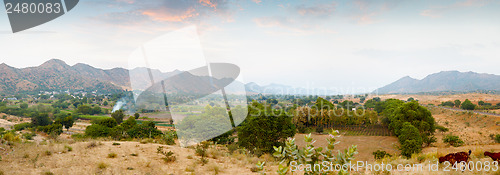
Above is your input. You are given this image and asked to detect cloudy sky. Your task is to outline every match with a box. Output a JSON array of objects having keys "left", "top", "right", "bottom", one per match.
[{"left": 1, "top": 0, "right": 500, "bottom": 93}]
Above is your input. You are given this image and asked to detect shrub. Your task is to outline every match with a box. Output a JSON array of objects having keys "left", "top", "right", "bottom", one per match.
[
  {"left": 435, "top": 125, "right": 449, "bottom": 132},
  {"left": 160, "top": 130, "right": 177, "bottom": 145},
  {"left": 111, "top": 109, "right": 125, "bottom": 124},
  {"left": 373, "top": 150, "right": 392, "bottom": 160},
  {"left": 126, "top": 121, "right": 162, "bottom": 138},
  {"left": 238, "top": 104, "right": 295, "bottom": 155},
  {"left": 112, "top": 142, "right": 121, "bottom": 145},
  {"left": 85, "top": 124, "right": 111, "bottom": 138},
  {"left": 108, "top": 153, "right": 117, "bottom": 158},
  {"left": 399, "top": 122, "right": 423, "bottom": 158},
  {"left": 13, "top": 122, "right": 32, "bottom": 131},
  {"left": 91, "top": 118, "right": 117, "bottom": 128},
  {"left": 195, "top": 142, "right": 209, "bottom": 165},
  {"left": 443, "top": 135, "right": 464, "bottom": 147},
  {"left": 273, "top": 130, "right": 357, "bottom": 175},
  {"left": 38, "top": 123, "right": 63, "bottom": 136},
  {"left": 157, "top": 146, "right": 176, "bottom": 163},
  {"left": 64, "top": 145, "right": 73, "bottom": 152},
  {"left": 209, "top": 130, "right": 234, "bottom": 145},
  {"left": 492, "top": 134, "right": 500, "bottom": 143},
  {"left": 2, "top": 132, "right": 21, "bottom": 142},
  {"left": 97, "top": 162, "right": 108, "bottom": 169},
  {"left": 315, "top": 126, "right": 324, "bottom": 133},
  {"left": 461, "top": 99, "right": 476, "bottom": 110},
  {"left": 22, "top": 132, "right": 36, "bottom": 140}
]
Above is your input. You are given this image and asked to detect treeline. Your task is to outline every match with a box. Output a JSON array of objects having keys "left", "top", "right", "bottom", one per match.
[{"left": 438, "top": 99, "right": 500, "bottom": 110}]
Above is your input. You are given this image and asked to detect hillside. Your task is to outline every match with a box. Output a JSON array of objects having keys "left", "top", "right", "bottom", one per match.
[
  {"left": 375, "top": 71, "right": 500, "bottom": 94},
  {"left": 0, "top": 59, "right": 179, "bottom": 94}
]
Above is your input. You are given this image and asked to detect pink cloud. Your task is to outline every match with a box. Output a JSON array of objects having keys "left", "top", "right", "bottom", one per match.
[
  {"left": 142, "top": 8, "right": 199, "bottom": 22},
  {"left": 420, "top": 0, "right": 490, "bottom": 18},
  {"left": 252, "top": 0, "right": 262, "bottom": 4}
]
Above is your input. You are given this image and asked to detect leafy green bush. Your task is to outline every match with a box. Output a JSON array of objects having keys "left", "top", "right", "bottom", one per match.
[
  {"left": 126, "top": 121, "right": 162, "bottom": 138},
  {"left": 22, "top": 132, "right": 36, "bottom": 140},
  {"left": 209, "top": 130, "right": 234, "bottom": 144},
  {"left": 91, "top": 118, "right": 117, "bottom": 128},
  {"left": 238, "top": 103, "right": 295, "bottom": 155},
  {"left": 443, "top": 134, "right": 464, "bottom": 147},
  {"left": 160, "top": 130, "right": 177, "bottom": 145},
  {"left": 373, "top": 150, "right": 392, "bottom": 160},
  {"left": 273, "top": 130, "right": 357, "bottom": 175},
  {"left": 315, "top": 126, "right": 323, "bottom": 133},
  {"left": 399, "top": 122, "right": 423, "bottom": 158},
  {"left": 492, "top": 134, "right": 500, "bottom": 143},
  {"left": 37, "top": 123, "right": 63, "bottom": 136},
  {"left": 435, "top": 125, "right": 449, "bottom": 132},
  {"left": 157, "top": 146, "right": 176, "bottom": 163},
  {"left": 13, "top": 122, "right": 32, "bottom": 131},
  {"left": 85, "top": 124, "right": 111, "bottom": 138}
]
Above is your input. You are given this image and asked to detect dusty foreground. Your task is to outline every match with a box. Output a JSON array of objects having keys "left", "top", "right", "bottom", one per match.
[{"left": 0, "top": 141, "right": 263, "bottom": 175}]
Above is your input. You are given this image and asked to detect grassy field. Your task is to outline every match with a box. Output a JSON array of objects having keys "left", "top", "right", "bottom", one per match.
[{"left": 77, "top": 115, "right": 109, "bottom": 120}]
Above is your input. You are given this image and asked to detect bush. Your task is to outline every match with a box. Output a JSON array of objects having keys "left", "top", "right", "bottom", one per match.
[
  {"left": 91, "top": 118, "right": 117, "bottom": 128},
  {"left": 22, "top": 132, "right": 36, "bottom": 140},
  {"left": 238, "top": 104, "right": 295, "bottom": 154},
  {"left": 315, "top": 126, "right": 324, "bottom": 133},
  {"left": 399, "top": 122, "right": 423, "bottom": 158},
  {"left": 443, "top": 135, "right": 464, "bottom": 147},
  {"left": 492, "top": 134, "right": 500, "bottom": 143},
  {"left": 111, "top": 109, "right": 125, "bottom": 124},
  {"left": 373, "top": 150, "right": 392, "bottom": 160},
  {"left": 108, "top": 152, "right": 117, "bottom": 158},
  {"left": 157, "top": 146, "right": 176, "bottom": 163},
  {"left": 209, "top": 130, "right": 234, "bottom": 145},
  {"left": 85, "top": 124, "right": 111, "bottom": 138},
  {"left": 435, "top": 125, "right": 449, "bottom": 132},
  {"left": 126, "top": 121, "right": 162, "bottom": 138},
  {"left": 160, "top": 130, "right": 177, "bottom": 145},
  {"left": 37, "top": 123, "right": 63, "bottom": 136},
  {"left": 461, "top": 99, "right": 476, "bottom": 110},
  {"left": 13, "top": 122, "right": 32, "bottom": 131}
]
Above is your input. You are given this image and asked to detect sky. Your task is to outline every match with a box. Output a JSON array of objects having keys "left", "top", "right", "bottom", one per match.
[{"left": 1, "top": 0, "right": 500, "bottom": 94}]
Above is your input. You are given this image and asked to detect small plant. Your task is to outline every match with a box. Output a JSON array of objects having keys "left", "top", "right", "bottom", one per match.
[
  {"left": 127, "top": 167, "right": 134, "bottom": 170},
  {"left": 227, "top": 143, "right": 238, "bottom": 154},
  {"left": 108, "top": 152, "right": 117, "bottom": 158},
  {"left": 44, "top": 150, "right": 52, "bottom": 156},
  {"left": 315, "top": 126, "right": 324, "bottom": 133},
  {"left": 157, "top": 146, "right": 176, "bottom": 163},
  {"left": 87, "top": 141, "right": 97, "bottom": 148},
  {"left": 23, "top": 153, "right": 29, "bottom": 158},
  {"left": 490, "top": 134, "right": 500, "bottom": 143},
  {"left": 435, "top": 125, "right": 449, "bottom": 132},
  {"left": 130, "top": 153, "right": 138, "bottom": 156},
  {"left": 195, "top": 141, "right": 210, "bottom": 165},
  {"left": 465, "top": 122, "right": 470, "bottom": 127},
  {"left": 43, "top": 171, "right": 54, "bottom": 175},
  {"left": 64, "top": 145, "right": 73, "bottom": 152},
  {"left": 372, "top": 150, "right": 392, "bottom": 160},
  {"left": 443, "top": 134, "right": 464, "bottom": 147},
  {"left": 22, "top": 132, "right": 36, "bottom": 140},
  {"left": 112, "top": 142, "right": 121, "bottom": 145},
  {"left": 97, "top": 162, "right": 108, "bottom": 169}
]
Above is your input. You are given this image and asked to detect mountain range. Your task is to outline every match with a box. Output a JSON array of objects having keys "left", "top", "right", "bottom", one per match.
[
  {"left": 374, "top": 71, "right": 500, "bottom": 94},
  {"left": 2, "top": 59, "right": 500, "bottom": 95}
]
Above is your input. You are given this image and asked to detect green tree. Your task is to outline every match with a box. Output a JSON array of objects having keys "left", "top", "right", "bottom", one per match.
[
  {"left": 399, "top": 122, "right": 423, "bottom": 158},
  {"left": 62, "top": 116, "right": 75, "bottom": 131},
  {"left": 120, "top": 117, "right": 137, "bottom": 130},
  {"left": 313, "top": 97, "right": 334, "bottom": 110},
  {"left": 238, "top": 103, "right": 296, "bottom": 155},
  {"left": 32, "top": 113, "right": 51, "bottom": 126},
  {"left": 111, "top": 109, "right": 125, "bottom": 124},
  {"left": 478, "top": 100, "right": 485, "bottom": 106},
  {"left": 134, "top": 113, "right": 140, "bottom": 119},
  {"left": 461, "top": 99, "right": 475, "bottom": 110},
  {"left": 92, "top": 118, "right": 117, "bottom": 128},
  {"left": 20, "top": 103, "right": 28, "bottom": 109},
  {"left": 407, "top": 97, "right": 415, "bottom": 102},
  {"left": 103, "top": 101, "right": 108, "bottom": 106},
  {"left": 77, "top": 105, "right": 92, "bottom": 114},
  {"left": 454, "top": 100, "right": 461, "bottom": 108}
]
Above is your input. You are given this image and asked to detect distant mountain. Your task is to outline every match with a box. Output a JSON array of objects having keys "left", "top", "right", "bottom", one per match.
[
  {"left": 0, "top": 59, "right": 178, "bottom": 94},
  {"left": 0, "top": 59, "right": 335, "bottom": 95},
  {"left": 375, "top": 71, "right": 500, "bottom": 94}
]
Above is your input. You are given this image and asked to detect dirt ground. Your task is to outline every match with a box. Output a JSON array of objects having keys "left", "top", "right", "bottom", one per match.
[
  {"left": 0, "top": 141, "right": 263, "bottom": 175},
  {"left": 294, "top": 134, "right": 399, "bottom": 162}
]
